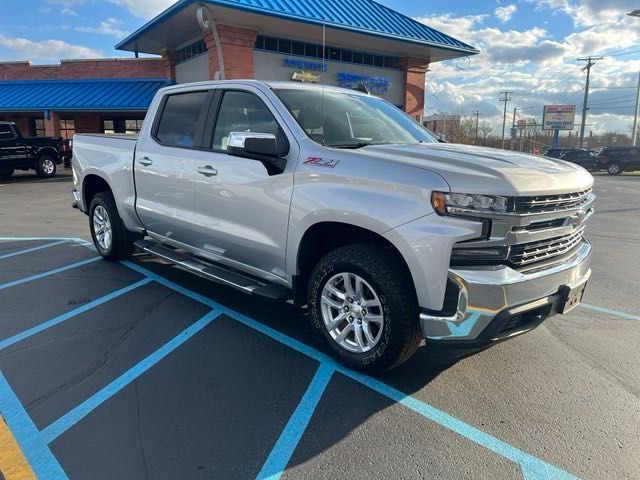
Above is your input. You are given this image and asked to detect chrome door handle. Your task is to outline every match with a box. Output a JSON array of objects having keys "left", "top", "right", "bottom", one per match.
[
  {"left": 197, "top": 165, "right": 218, "bottom": 177},
  {"left": 138, "top": 157, "right": 153, "bottom": 166}
]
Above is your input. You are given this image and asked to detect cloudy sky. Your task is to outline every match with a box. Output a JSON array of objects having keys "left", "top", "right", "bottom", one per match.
[{"left": 0, "top": 0, "right": 638, "bottom": 136}]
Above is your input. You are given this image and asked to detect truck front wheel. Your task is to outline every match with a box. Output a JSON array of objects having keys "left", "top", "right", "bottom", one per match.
[
  {"left": 308, "top": 245, "right": 422, "bottom": 373},
  {"left": 89, "top": 192, "right": 136, "bottom": 261}
]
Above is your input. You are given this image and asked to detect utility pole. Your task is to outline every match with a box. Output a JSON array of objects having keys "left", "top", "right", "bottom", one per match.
[
  {"left": 510, "top": 107, "right": 517, "bottom": 150},
  {"left": 633, "top": 71, "right": 640, "bottom": 146},
  {"left": 577, "top": 56, "right": 603, "bottom": 148},
  {"left": 499, "top": 91, "right": 513, "bottom": 149},
  {"left": 474, "top": 110, "right": 480, "bottom": 144}
]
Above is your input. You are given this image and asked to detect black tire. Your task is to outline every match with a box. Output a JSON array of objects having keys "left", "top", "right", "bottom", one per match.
[
  {"left": 308, "top": 244, "right": 422, "bottom": 374},
  {"left": 607, "top": 162, "right": 623, "bottom": 175},
  {"left": 89, "top": 191, "right": 137, "bottom": 261},
  {"left": 0, "top": 169, "right": 14, "bottom": 180},
  {"left": 36, "top": 154, "right": 57, "bottom": 178}
]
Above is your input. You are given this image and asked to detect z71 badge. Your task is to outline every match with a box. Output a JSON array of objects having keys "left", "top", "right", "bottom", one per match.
[{"left": 303, "top": 156, "right": 340, "bottom": 168}]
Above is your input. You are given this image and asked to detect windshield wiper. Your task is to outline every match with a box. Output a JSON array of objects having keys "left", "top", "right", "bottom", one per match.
[{"left": 328, "top": 142, "right": 375, "bottom": 149}]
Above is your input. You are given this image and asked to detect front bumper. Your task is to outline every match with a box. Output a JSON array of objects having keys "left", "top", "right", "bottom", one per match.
[{"left": 421, "top": 240, "right": 592, "bottom": 344}]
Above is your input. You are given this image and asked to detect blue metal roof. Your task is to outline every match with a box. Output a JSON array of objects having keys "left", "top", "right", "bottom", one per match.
[
  {"left": 0, "top": 78, "right": 171, "bottom": 112},
  {"left": 116, "top": 0, "right": 477, "bottom": 55}
]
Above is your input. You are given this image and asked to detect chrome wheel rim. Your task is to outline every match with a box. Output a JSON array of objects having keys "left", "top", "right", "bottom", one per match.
[
  {"left": 42, "top": 159, "right": 54, "bottom": 175},
  {"left": 609, "top": 164, "right": 620, "bottom": 174},
  {"left": 93, "top": 206, "right": 112, "bottom": 251},
  {"left": 320, "top": 272, "right": 384, "bottom": 353}
]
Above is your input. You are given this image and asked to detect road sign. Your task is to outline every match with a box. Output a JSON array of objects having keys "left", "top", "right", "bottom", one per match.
[
  {"left": 542, "top": 105, "right": 576, "bottom": 131},
  {"left": 517, "top": 119, "right": 527, "bottom": 129}
]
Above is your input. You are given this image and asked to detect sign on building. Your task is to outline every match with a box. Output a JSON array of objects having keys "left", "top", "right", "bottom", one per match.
[{"left": 542, "top": 105, "right": 576, "bottom": 131}]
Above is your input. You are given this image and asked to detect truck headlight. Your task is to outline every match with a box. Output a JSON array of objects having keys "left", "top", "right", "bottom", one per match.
[
  {"left": 431, "top": 192, "right": 510, "bottom": 216},
  {"left": 450, "top": 246, "right": 509, "bottom": 266}
]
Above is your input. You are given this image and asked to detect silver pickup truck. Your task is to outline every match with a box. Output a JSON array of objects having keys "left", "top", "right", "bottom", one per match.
[{"left": 72, "top": 80, "right": 594, "bottom": 373}]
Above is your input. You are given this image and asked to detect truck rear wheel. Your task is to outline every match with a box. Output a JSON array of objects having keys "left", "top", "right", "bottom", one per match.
[
  {"left": 89, "top": 192, "right": 136, "bottom": 261},
  {"left": 308, "top": 245, "right": 422, "bottom": 374},
  {"left": 607, "top": 162, "right": 622, "bottom": 175},
  {"left": 36, "top": 155, "right": 57, "bottom": 178}
]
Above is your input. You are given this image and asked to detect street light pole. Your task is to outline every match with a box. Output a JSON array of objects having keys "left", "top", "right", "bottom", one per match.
[
  {"left": 633, "top": 72, "right": 640, "bottom": 146},
  {"left": 629, "top": 11, "right": 640, "bottom": 145}
]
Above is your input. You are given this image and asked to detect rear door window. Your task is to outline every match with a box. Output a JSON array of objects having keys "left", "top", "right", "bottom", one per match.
[{"left": 155, "top": 91, "right": 209, "bottom": 148}]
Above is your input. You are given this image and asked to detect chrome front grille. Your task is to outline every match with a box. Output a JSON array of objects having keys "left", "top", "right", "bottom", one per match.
[
  {"left": 508, "top": 226, "right": 585, "bottom": 267},
  {"left": 514, "top": 188, "right": 592, "bottom": 214}
]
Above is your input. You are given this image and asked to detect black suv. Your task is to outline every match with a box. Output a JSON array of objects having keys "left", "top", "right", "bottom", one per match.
[
  {"left": 0, "top": 121, "right": 68, "bottom": 179},
  {"left": 543, "top": 148, "right": 572, "bottom": 159},
  {"left": 596, "top": 146, "right": 640, "bottom": 175},
  {"left": 559, "top": 149, "right": 598, "bottom": 170}
]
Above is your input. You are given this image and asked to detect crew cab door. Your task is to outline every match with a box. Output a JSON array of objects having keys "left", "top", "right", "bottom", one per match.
[
  {"left": 133, "top": 89, "right": 213, "bottom": 244},
  {"left": 190, "top": 87, "right": 296, "bottom": 280},
  {"left": 0, "top": 124, "right": 29, "bottom": 170}
]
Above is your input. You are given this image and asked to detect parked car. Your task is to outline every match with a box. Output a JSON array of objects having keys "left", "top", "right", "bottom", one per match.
[
  {"left": 0, "top": 121, "right": 68, "bottom": 179},
  {"left": 596, "top": 146, "right": 640, "bottom": 175},
  {"left": 559, "top": 149, "right": 598, "bottom": 170},
  {"left": 543, "top": 148, "right": 572, "bottom": 158},
  {"left": 72, "top": 81, "right": 595, "bottom": 373}
]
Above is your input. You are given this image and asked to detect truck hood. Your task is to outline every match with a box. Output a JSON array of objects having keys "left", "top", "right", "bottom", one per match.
[{"left": 358, "top": 143, "right": 594, "bottom": 196}]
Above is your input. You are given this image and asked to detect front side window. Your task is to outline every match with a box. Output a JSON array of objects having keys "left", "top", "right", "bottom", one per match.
[
  {"left": 274, "top": 88, "right": 437, "bottom": 148},
  {"left": 212, "top": 91, "right": 280, "bottom": 151},
  {"left": 0, "top": 124, "right": 14, "bottom": 140},
  {"left": 155, "top": 91, "right": 208, "bottom": 148}
]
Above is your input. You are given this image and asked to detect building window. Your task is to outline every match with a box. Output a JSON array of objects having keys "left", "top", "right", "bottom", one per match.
[
  {"left": 60, "top": 119, "right": 75, "bottom": 140},
  {"left": 255, "top": 35, "right": 402, "bottom": 70},
  {"left": 126, "top": 119, "right": 144, "bottom": 134},
  {"left": 32, "top": 118, "right": 45, "bottom": 137},
  {"left": 102, "top": 119, "right": 145, "bottom": 135},
  {"left": 176, "top": 39, "right": 207, "bottom": 64}
]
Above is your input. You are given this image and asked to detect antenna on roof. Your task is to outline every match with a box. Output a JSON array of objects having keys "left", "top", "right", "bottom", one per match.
[{"left": 321, "top": 24, "right": 326, "bottom": 146}]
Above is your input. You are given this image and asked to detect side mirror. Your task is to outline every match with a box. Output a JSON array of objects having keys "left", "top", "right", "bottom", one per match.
[
  {"left": 226, "top": 131, "right": 287, "bottom": 175},
  {"left": 227, "top": 132, "right": 279, "bottom": 158}
]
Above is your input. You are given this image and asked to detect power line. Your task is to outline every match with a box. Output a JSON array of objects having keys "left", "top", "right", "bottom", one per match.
[{"left": 609, "top": 48, "right": 640, "bottom": 57}]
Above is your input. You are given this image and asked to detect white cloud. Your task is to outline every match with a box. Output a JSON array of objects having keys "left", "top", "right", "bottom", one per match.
[
  {"left": 416, "top": 10, "right": 640, "bottom": 135},
  {"left": 46, "top": 0, "right": 85, "bottom": 16},
  {"left": 0, "top": 34, "right": 102, "bottom": 62},
  {"left": 108, "top": 0, "right": 175, "bottom": 19},
  {"left": 495, "top": 5, "right": 518, "bottom": 22},
  {"left": 76, "top": 18, "right": 127, "bottom": 38}
]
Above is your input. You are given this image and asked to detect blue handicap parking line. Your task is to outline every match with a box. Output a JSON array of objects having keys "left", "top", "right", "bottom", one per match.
[
  {"left": 0, "top": 256, "right": 101, "bottom": 291},
  {"left": 0, "top": 240, "right": 70, "bottom": 260},
  {"left": 118, "top": 257, "right": 579, "bottom": 480},
  {"left": 580, "top": 303, "right": 640, "bottom": 321},
  {"left": 6, "top": 236, "right": 636, "bottom": 480},
  {"left": 256, "top": 363, "right": 335, "bottom": 480},
  {"left": 40, "top": 309, "right": 222, "bottom": 444},
  {"left": 0, "top": 371, "right": 68, "bottom": 480},
  {"left": 0, "top": 278, "right": 153, "bottom": 351}
]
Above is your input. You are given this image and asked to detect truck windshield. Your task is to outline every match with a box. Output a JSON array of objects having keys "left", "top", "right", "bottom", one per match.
[{"left": 274, "top": 88, "right": 437, "bottom": 148}]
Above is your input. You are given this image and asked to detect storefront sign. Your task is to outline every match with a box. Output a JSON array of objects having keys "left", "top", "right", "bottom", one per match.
[
  {"left": 283, "top": 58, "right": 327, "bottom": 72},
  {"left": 337, "top": 73, "right": 390, "bottom": 94}
]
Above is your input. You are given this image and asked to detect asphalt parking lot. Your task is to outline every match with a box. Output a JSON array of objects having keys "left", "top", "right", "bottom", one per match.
[{"left": 0, "top": 170, "right": 639, "bottom": 479}]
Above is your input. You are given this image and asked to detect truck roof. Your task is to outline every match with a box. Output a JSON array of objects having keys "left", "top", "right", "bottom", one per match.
[{"left": 157, "top": 79, "right": 368, "bottom": 97}]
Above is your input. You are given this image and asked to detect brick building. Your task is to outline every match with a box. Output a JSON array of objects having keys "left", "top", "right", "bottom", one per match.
[{"left": 0, "top": 0, "right": 476, "bottom": 139}]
